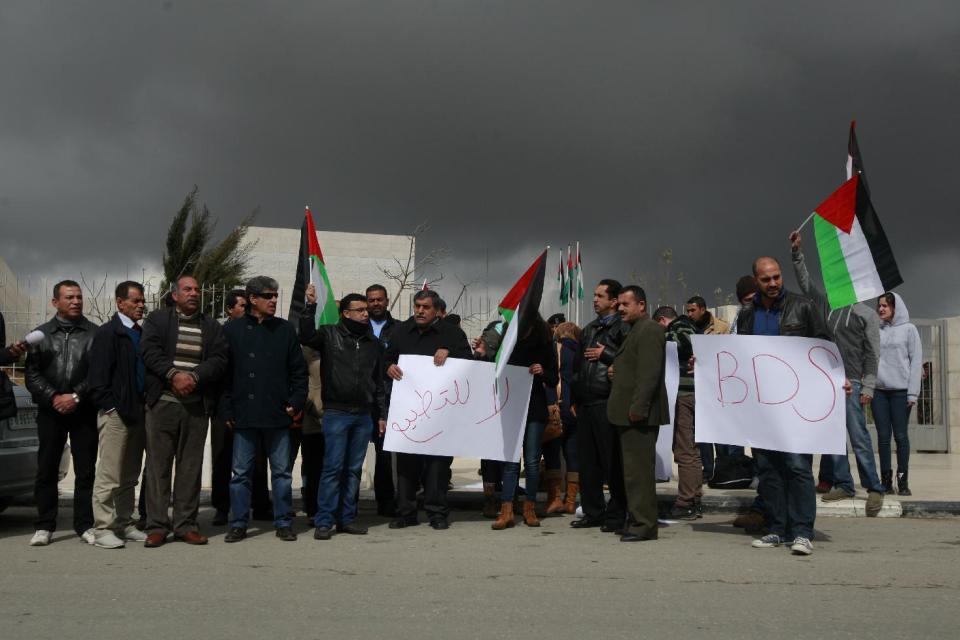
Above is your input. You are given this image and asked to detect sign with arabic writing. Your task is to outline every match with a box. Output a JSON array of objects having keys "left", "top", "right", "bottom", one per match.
[{"left": 384, "top": 355, "right": 534, "bottom": 462}]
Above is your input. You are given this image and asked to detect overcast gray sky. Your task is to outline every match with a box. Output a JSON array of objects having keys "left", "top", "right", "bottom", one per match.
[{"left": 1, "top": 1, "right": 958, "bottom": 317}]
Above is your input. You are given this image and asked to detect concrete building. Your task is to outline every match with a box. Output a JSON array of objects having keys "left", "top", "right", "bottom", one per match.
[{"left": 242, "top": 225, "right": 415, "bottom": 317}]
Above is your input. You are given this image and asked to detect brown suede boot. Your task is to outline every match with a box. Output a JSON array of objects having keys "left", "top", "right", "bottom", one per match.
[
  {"left": 522, "top": 500, "right": 541, "bottom": 527},
  {"left": 491, "top": 502, "right": 515, "bottom": 530},
  {"left": 544, "top": 471, "right": 564, "bottom": 515},
  {"left": 563, "top": 472, "right": 579, "bottom": 514},
  {"left": 482, "top": 483, "right": 499, "bottom": 519}
]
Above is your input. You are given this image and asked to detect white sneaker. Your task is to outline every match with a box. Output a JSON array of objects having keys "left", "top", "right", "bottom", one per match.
[
  {"left": 29, "top": 530, "right": 52, "bottom": 546},
  {"left": 751, "top": 534, "right": 783, "bottom": 548},
  {"left": 790, "top": 536, "right": 814, "bottom": 555},
  {"left": 80, "top": 528, "right": 96, "bottom": 545},
  {"left": 94, "top": 531, "right": 125, "bottom": 549},
  {"left": 123, "top": 526, "right": 147, "bottom": 542}
]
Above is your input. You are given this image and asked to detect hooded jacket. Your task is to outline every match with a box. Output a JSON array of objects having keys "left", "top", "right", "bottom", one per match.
[
  {"left": 876, "top": 292, "right": 922, "bottom": 402},
  {"left": 792, "top": 247, "right": 880, "bottom": 395}
]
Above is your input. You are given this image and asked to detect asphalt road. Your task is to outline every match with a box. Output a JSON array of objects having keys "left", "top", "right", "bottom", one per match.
[{"left": 1, "top": 505, "right": 958, "bottom": 640}]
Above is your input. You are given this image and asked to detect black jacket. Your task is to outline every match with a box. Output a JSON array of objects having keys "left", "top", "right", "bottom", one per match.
[
  {"left": 25, "top": 315, "right": 98, "bottom": 411},
  {"left": 508, "top": 333, "right": 560, "bottom": 424},
  {"left": 545, "top": 337, "right": 580, "bottom": 426},
  {"left": 140, "top": 307, "right": 229, "bottom": 415},
  {"left": 576, "top": 314, "right": 630, "bottom": 405},
  {"left": 0, "top": 311, "right": 17, "bottom": 366},
  {"left": 384, "top": 318, "right": 473, "bottom": 363},
  {"left": 221, "top": 314, "right": 309, "bottom": 429},
  {"left": 384, "top": 318, "right": 473, "bottom": 404},
  {"left": 736, "top": 290, "right": 832, "bottom": 340},
  {"left": 373, "top": 312, "right": 398, "bottom": 348},
  {"left": 87, "top": 313, "right": 143, "bottom": 424},
  {"left": 299, "top": 306, "right": 386, "bottom": 416}
]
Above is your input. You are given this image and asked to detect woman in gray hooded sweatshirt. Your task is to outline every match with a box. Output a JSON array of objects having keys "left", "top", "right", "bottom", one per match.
[{"left": 872, "top": 292, "right": 922, "bottom": 496}]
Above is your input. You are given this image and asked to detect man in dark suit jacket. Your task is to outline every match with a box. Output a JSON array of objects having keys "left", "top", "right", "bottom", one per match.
[
  {"left": 607, "top": 285, "right": 669, "bottom": 542},
  {"left": 140, "top": 275, "right": 229, "bottom": 547}
]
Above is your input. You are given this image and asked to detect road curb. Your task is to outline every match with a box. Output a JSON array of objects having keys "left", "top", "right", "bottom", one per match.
[{"left": 41, "top": 490, "right": 958, "bottom": 518}]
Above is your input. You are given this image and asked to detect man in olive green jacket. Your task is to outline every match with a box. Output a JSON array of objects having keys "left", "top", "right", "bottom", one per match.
[{"left": 607, "top": 285, "right": 669, "bottom": 542}]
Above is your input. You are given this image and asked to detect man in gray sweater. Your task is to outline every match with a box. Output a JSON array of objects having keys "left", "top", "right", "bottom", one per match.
[{"left": 790, "top": 231, "right": 885, "bottom": 516}]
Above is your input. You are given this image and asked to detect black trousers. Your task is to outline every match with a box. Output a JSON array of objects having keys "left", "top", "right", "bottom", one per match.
[
  {"left": 576, "top": 401, "right": 627, "bottom": 526},
  {"left": 35, "top": 408, "right": 97, "bottom": 535},
  {"left": 210, "top": 418, "right": 271, "bottom": 515},
  {"left": 396, "top": 453, "right": 452, "bottom": 522},
  {"left": 372, "top": 431, "right": 395, "bottom": 508},
  {"left": 300, "top": 431, "right": 325, "bottom": 518}
]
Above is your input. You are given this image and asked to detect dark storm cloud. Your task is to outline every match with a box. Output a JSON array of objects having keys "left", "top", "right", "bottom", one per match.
[{"left": 1, "top": 1, "right": 958, "bottom": 316}]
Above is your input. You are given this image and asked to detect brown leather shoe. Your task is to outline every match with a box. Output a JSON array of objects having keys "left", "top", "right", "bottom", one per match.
[
  {"left": 175, "top": 531, "right": 208, "bottom": 545},
  {"left": 144, "top": 532, "right": 166, "bottom": 548},
  {"left": 522, "top": 500, "right": 541, "bottom": 527},
  {"left": 491, "top": 501, "right": 515, "bottom": 530},
  {"left": 544, "top": 471, "right": 564, "bottom": 515},
  {"left": 563, "top": 473, "right": 580, "bottom": 514},
  {"left": 482, "top": 483, "right": 499, "bottom": 519}
]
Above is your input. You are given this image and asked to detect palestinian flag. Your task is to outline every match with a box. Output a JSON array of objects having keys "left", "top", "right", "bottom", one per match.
[
  {"left": 566, "top": 246, "right": 575, "bottom": 301},
  {"left": 847, "top": 120, "right": 871, "bottom": 194},
  {"left": 558, "top": 253, "right": 568, "bottom": 305},
  {"left": 495, "top": 249, "right": 548, "bottom": 378},
  {"left": 576, "top": 248, "right": 584, "bottom": 299},
  {"left": 288, "top": 207, "right": 339, "bottom": 329},
  {"left": 812, "top": 174, "right": 902, "bottom": 309}
]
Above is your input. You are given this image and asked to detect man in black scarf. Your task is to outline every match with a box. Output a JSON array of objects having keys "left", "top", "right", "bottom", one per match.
[{"left": 299, "top": 288, "right": 386, "bottom": 540}]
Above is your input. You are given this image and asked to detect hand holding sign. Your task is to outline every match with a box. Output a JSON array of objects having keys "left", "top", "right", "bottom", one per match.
[{"left": 691, "top": 335, "right": 847, "bottom": 455}]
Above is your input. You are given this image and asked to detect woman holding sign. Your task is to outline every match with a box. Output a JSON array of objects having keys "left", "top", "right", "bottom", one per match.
[{"left": 872, "top": 292, "right": 922, "bottom": 496}]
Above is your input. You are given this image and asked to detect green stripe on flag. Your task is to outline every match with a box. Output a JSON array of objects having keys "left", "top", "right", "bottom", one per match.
[{"left": 814, "top": 215, "right": 857, "bottom": 308}]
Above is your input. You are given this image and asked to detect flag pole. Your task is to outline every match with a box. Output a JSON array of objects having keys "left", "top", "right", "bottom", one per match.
[
  {"left": 796, "top": 211, "right": 816, "bottom": 233},
  {"left": 573, "top": 241, "right": 578, "bottom": 325}
]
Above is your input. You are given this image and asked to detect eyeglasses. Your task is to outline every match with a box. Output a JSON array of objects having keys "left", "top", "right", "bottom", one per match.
[{"left": 253, "top": 292, "right": 279, "bottom": 299}]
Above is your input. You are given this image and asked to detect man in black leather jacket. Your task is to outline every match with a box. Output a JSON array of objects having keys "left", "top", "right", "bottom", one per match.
[
  {"left": 571, "top": 279, "right": 631, "bottom": 532},
  {"left": 24, "top": 280, "right": 99, "bottom": 546},
  {"left": 300, "top": 286, "right": 386, "bottom": 539},
  {"left": 738, "top": 256, "right": 834, "bottom": 557}
]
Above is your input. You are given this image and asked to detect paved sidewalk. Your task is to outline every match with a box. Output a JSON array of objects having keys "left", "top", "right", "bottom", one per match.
[
  {"left": 46, "top": 451, "right": 960, "bottom": 517},
  {"left": 442, "top": 452, "right": 960, "bottom": 518}
]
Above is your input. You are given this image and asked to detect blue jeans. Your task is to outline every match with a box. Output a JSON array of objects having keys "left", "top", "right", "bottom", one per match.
[
  {"left": 831, "top": 381, "right": 885, "bottom": 493},
  {"left": 502, "top": 421, "right": 546, "bottom": 503},
  {"left": 543, "top": 421, "right": 579, "bottom": 472},
  {"left": 872, "top": 389, "right": 910, "bottom": 475},
  {"left": 230, "top": 428, "right": 292, "bottom": 529},
  {"left": 314, "top": 410, "right": 373, "bottom": 528},
  {"left": 754, "top": 449, "right": 815, "bottom": 540}
]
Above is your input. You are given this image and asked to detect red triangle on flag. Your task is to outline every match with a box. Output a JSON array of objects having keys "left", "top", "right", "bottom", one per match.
[{"left": 814, "top": 174, "right": 858, "bottom": 234}]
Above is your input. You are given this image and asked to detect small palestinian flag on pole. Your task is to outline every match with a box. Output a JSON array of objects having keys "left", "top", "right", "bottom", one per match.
[
  {"left": 558, "top": 252, "right": 568, "bottom": 305},
  {"left": 495, "top": 249, "right": 548, "bottom": 378},
  {"left": 803, "top": 174, "right": 903, "bottom": 309},
  {"left": 288, "top": 206, "right": 339, "bottom": 329},
  {"left": 576, "top": 247, "right": 583, "bottom": 299}
]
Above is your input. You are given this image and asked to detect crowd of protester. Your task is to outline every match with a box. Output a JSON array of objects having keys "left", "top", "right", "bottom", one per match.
[{"left": 0, "top": 230, "right": 923, "bottom": 557}]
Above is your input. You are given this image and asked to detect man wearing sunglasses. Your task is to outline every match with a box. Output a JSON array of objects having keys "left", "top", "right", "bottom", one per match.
[{"left": 220, "top": 276, "right": 308, "bottom": 543}]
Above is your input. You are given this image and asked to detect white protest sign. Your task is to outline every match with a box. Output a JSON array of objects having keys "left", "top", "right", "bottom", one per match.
[
  {"left": 691, "top": 334, "right": 846, "bottom": 455},
  {"left": 655, "top": 341, "right": 680, "bottom": 481},
  {"left": 384, "top": 355, "right": 534, "bottom": 462}
]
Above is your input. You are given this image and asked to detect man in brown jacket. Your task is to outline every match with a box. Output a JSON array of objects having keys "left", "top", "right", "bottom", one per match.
[{"left": 607, "top": 285, "right": 669, "bottom": 542}]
